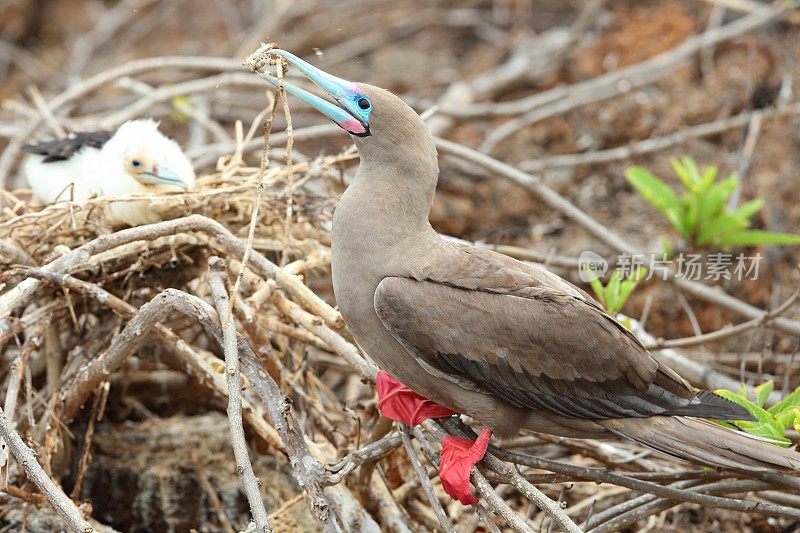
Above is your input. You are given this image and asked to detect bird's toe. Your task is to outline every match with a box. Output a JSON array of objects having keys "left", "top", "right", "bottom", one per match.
[{"left": 439, "top": 427, "right": 492, "bottom": 505}]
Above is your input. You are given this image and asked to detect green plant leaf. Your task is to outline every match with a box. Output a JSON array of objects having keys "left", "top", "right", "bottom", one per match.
[
  {"left": 698, "top": 181, "right": 733, "bottom": 228},
  {"left": 735, "top": 421, "right": 790, "bottom": 444},
  {"left": 681, "top": 157, "right": 702, "bottom": 187},
  {"left": 731, "top": 198, "right": 764, "bottom": 222},
  {"left": 775, "top": 407, "right": 800, "bottom": 430},
  {"left": 767, "top": 386, "right": 800, "bottom": 415},
  {"left": 583, "top": 264, "right": 606, "bottom": 307},
  {"left": 625, "top": 167, "right": 684, "bottom": 231},
  {"left": 605, "top": 270, "right": 623, "bottom": 314},
  {"left": 716, "top": 230, "right": 800, "bottom": 247},
  {"left": 697, "top": 214, "right": 748, "bottom": 245},
  {"left": 715, "top": 389, "right": 768, "bottom": 422},
  {"left": 714, "top": 389, "right": 791, "bottom": 444},
  {"left": 700, "top": 164, "right": 718, "bottom": 190},
  {"left": 754, "top": 380, "right": 774, "bottom": 408},
  {"left": 626, "top": 159, "right": 800, "bottom": 250},
  {"left": 685, "top": 193, "right": 699, "bottom": 238},
  {"left": 666, "top": 209, "right": 691, "bottom": 238},
  {"left": 670, "top": 158, "right": 696, "bottom": 191},
  {"left": 618, "top": 267, "right": 646, "bottom": 309},
  {"left": 693, "top": 172, "right": 739, "bottom": 244},
  {"left": 585, "top": 266, "right": 644, "bottom": 316}
]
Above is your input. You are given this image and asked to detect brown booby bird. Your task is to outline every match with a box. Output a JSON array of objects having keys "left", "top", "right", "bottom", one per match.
[{"left": 257, "top": 50, "right": 800, "bottom": 504}]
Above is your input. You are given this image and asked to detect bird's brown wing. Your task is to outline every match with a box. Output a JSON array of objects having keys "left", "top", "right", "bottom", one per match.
[
  {"left": 23, "top": 131, "right": 112, "bottom": 163},
  {"left": 375, "top": 247, "right": 746, "bottom": 420}
]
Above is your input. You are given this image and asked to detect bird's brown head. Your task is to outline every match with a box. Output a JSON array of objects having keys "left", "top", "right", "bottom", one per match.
[
  {"left": 347, "top": 84, "right": 434, "bottom": 159},
  {"left": 258, "top": 50, "right": 435, "bottom": 164}
]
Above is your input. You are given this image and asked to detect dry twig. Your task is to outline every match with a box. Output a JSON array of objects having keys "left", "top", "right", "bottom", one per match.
[
  {"left": 208, "top": 257, "right": 272, "bottom": 532},
  {"left": 0, "top": 407, "right": 92, "bottom": 532}
]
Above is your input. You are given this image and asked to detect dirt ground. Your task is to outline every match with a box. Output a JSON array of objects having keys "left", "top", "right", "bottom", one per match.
[{"left": 1, "top": 1, "right": 799, "bottom": 532}]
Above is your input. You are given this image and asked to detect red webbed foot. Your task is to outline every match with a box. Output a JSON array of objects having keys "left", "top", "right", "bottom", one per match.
[
  {"left": 376, "top": 370, "right": 456, "bottom": 426},
  {"left": 439, "top": 427, "right": 492, "bottom": 505},
  {"left": 374, "top": 370, "right": 491, "bottom": 505}
]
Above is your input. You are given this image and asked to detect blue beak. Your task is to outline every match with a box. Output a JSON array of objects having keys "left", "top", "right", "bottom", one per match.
[
  {"left": 142, "top": 166, "right": 187, "bottom": 189},
  {"left": 255, "top": 50, "right": 370, "bottom": 136}
]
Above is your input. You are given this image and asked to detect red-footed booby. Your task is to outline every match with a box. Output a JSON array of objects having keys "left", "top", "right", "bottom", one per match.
[
  {"left": 22, "top": 119, "right": 195, "bottom": 226},
  {"left": 257, "top": 50, "right": 800, "bottom": 505}
]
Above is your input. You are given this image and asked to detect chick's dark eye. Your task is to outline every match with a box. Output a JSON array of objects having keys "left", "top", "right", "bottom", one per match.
[
  {"left": 357, "top": 98, "right": 370, "bottom": 110},
  {"left": 131, "top": 160, "right": 141, "bottom": 167}
]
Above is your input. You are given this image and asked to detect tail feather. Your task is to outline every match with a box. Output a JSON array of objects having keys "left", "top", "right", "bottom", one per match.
[
  {"left": 665, "top": 390, "right": 752, "bottom": 419},
  {"left": 601, "top": 417, "right": 800, "bottom": 471}
]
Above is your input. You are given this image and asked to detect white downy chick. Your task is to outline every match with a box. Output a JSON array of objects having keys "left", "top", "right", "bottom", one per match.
[{"left": 22, "top": 119, "right": 196, "bottom": 226}]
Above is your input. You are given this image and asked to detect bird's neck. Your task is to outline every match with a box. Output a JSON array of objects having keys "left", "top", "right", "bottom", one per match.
[
  {"left": 333, "top": 146, "right": 440, "bottom": 257},
  {"left": 337, "top": 148, "right": 439, "bottom": 227}
]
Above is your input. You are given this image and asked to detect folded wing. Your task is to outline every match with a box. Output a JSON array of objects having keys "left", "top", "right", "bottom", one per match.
[
  {"left": 24, "top": 131, "right": 112, "bottom": 163},
  {"left": 374, "top": 274, "right": 746, "bottom": 421}
]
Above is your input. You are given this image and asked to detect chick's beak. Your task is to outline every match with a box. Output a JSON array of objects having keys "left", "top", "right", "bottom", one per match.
[
  {"left": 255, "top": 49, "right": 368, "bottom": 136},
  {"left": 142, "top": 166, "right": 187, "bottom": 190}
]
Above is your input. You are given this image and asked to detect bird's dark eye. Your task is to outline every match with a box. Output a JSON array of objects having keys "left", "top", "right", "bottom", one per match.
[
  {"left": 131, "top": 160, "right": 141, "bottom": 167},
  {"left": 357, "top": 98, "right": 370, "bottom": 110}
]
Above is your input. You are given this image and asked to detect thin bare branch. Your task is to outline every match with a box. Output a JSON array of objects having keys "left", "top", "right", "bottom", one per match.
[
  {"left": 208, "top": 257, "right": 271, "bottom": 532},
  {"left": 0, "top": 407, "right": 92, "bottom": 532},
  {"left": 400, "top": 426, "right": 455, "bottom": 532},
  {"left": 643, "top": 290, "right": 799, "bottom": 350}
]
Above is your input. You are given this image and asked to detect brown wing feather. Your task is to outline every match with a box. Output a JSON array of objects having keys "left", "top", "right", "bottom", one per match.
[
  {"left": 374, "top": 275, "right": 748, "bottom": 421},
  {"left": 23, "top": 131, "right": 112, "bottom": 162}
]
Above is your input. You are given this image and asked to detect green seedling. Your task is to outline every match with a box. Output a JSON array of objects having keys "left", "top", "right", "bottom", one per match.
[
  {"left": 712, "top": 380, "right": 800, "bottom": 446},
  {"left": 625, "top": 157, "right": 800, "bottom": 248},
  {"left": 583, "top": 265, "right": 646, "bottom": 318}
]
